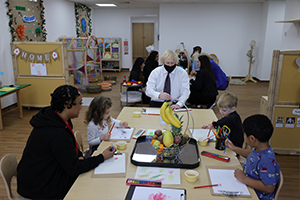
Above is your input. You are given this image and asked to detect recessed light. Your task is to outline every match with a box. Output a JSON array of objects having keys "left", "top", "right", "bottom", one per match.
[{"left": 95, "top": 4, "right": 117, "bottom": 7}]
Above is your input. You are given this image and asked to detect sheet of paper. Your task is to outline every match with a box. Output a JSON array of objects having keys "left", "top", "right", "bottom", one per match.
[
  {"left": 190, "top": 129, "right": 216, "bottom": 141},
  {"left": 94, "top": 153, "right": 126, "bottom": 175},
  {"left": 30, "top": 63, "right": 47, "bottom": 75},
  {"left": 131, "top": 186, "right": 185, "bottom": 200},
  {"left": 110, "top": 127, "right": 134, "bottom": 140},
  {"left": 135, "top": 166, "right": 181, "bottom": 185},
  {"left": 208, "top": 168, "right": 250, "bottom": 195},
  {"left": 143, "top": 109, "right": 160, "bottom": 115},
  {"left": 0, "top": 87, "right": 16, "bottom": 92}
]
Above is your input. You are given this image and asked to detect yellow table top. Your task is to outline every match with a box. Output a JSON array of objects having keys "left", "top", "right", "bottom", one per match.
[{"left": 65, "top": 107, "right": 258, "bottom": 200}]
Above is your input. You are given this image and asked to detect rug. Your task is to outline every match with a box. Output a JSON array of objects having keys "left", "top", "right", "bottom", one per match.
[
  {"left": 82, "top": 97, "right": 93, "bottom": 106},
  {"left": 230, "top": 78, "right": 246, "bottom": 85}
]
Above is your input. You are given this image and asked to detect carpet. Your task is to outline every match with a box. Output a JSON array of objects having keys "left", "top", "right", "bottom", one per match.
[
  {"left": 230, "top": 78, "right": 246, "bottom": 85},
  {"left": 82, "top": 97, "right": 94, "bottom": 106}
]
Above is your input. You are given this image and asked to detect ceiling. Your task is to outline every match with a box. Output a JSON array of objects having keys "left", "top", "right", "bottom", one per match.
[{"left": 68, "top": 0, "right": 277, "bottom": 9}]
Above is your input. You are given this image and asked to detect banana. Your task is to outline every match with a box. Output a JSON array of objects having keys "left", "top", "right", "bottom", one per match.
[
  {"left": 160, "top": 102, "right": 171, "bottom": 124},
  {"left": 165, "top": 105, "right": 181, "bottom": 128}
]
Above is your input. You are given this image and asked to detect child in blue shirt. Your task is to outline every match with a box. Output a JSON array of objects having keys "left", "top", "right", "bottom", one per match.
[{"left": 225, "top": 114, "right": 280, "bottom": 200}]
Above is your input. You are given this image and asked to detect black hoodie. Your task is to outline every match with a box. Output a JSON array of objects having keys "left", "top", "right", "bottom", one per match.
[{"left": 17, "top": 106, "right": 104, "bottom": 199}]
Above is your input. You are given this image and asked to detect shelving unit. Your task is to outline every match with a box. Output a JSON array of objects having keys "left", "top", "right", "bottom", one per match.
[
  {"left": 275, "top": 18, "right": 300, "bottom": 37},
  {"left": 98, "top": 37, "right": 122, "bottom": 72}
]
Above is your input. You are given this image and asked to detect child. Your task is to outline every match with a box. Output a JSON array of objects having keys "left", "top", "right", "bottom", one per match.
[
  {"left": 202, "top": 92, "right": 244, "bottom": 148},
  {"left": 190, "top": 46, "right": 202, "bottom": 71},
  {"left": 225, "top": 114, "right": 280, "bottom": 200},
  {"left": 84, "top": 95, "right": 128, "bottom": 158}
]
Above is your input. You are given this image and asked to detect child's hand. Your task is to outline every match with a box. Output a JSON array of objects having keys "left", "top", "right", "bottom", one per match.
[
  {"left": 100, "top": 133, "right": 111, "bottom": 141},
  {"left": 234, "top": 168, "right": 246, "bottom": 182},
  {"left": 225, "top": 138, "right": 235, "bottom": 151},
  {"left": 202, "top": 124, "right": 213, "bottom": 129},
  {"left": 102, "top": 145, "right": 115, "bottom": 160},
  {"left": 121, "top": 121, "right": 128, "bottom": 127},
  {"left": 171, "top": 104, "right": 180, "bottom": 110}
]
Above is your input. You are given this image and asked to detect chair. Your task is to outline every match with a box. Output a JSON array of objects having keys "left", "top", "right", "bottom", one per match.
[
  {"left": 0, "top": 154, "right": 30, "bottom": 200},
  {"left": 74, "top": 131, "right": 84, "bottom": 153},
  {"left": 274, "top": 170, "right": 284, "bottom": 200},
  {"left": 210, "top": 53, "right": 219, "bottom": 65}
]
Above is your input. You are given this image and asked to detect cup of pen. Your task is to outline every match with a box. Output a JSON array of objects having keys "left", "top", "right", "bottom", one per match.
[{"left": 215, "top": 137, "right": 226, "bottom": 150}]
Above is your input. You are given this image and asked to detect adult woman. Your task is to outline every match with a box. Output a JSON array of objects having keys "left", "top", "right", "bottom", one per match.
[
  {"left": 146, "top": 49, "right": 190, "bottom": 109},
  {"left": 143, "top": 50, "right": 159, "bottom": 87},
  {"left": 17, "top": 85, "right": 114, "bottom": 199},
  {"left": 188, "top": 55, "right": 218, "bottom": 108},
  {"left": 128, "top": 57, "right": 145, "bottom": 92}
]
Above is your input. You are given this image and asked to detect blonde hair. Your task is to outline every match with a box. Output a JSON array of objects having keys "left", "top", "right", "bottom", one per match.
[
  {"left": 217, "top": 92, "right": 238, "bottom": 108},
  {"left": 160, "top": 49, "right": 179, "bottom": 65}
]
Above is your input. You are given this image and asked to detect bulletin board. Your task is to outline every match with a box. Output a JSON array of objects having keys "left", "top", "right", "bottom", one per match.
[{"left": 271, "top": 105, "right": 300, "bottom": 152}]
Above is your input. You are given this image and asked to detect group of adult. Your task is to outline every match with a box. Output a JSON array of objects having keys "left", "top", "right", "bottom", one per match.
[{"left": 129, "top": 46, "right": 229, "bottom": 109}]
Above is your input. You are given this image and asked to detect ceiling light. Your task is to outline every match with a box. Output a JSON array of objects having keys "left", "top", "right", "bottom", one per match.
[{"left": 95, "top": 3, "right": 117, "bottom": 7}]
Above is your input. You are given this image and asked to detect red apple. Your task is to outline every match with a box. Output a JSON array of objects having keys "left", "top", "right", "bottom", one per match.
[
  {"left": 174, "top": 136, "right": 182, "bottom": 144},
  {"left": 154, "top": 129, "right": 162, "bottom": 136}
]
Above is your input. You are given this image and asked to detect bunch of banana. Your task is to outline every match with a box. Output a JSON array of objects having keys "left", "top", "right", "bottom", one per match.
[{"left": 160, "top": 102, "right": 181, "bottom": 128}]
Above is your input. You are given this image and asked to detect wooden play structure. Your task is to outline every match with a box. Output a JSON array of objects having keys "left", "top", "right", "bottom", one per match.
[
  {"left": 10, "top": 42, "right": 71, "bottom": 107},
  {"left": 57, "top": 35, "right": 103, "bottom": 91},
  {"left": 260, "top": 50, "right": 300, "bottom": 154}
]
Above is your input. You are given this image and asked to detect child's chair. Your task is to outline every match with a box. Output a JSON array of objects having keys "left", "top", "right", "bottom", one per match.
[
  {"left": 210, "top": 53, "right": 219, "bottom": 64},
  {"left": 274, "top": 170, "right": 284, "bottom": 200}
]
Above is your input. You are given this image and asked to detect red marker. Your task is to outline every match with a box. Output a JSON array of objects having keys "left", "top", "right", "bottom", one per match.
[
  {"left": 194, "top": 184, "right": 221, "bottom": 189},
  {"left": 109, "top": 122, "right": 115, "bottom": 135}
]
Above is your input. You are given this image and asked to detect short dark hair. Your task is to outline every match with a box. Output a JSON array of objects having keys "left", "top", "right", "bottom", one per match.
[
  {"left": 243, "top": 114, "right": 273, "bottom": 142},
  {"left": 50, "top": 85, "right": 80, "bottom": 113}
]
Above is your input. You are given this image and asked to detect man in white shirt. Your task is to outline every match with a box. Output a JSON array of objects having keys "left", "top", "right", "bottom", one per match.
[{"left": 146, "top": 49, "right": 190, "bottom": 110}]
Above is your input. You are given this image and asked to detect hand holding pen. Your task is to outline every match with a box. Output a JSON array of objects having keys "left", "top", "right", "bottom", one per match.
[{"left": 101, "top": 145, "right": 115, "bottom": 160}]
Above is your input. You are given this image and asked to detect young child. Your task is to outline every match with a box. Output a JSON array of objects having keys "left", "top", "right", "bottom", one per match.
[
  {"left": 202, "top": 92, "right": 244, "bottom": 148},
  {"left": 84, "top": 95, "right": 128, "bottom": 158},
  {"left": 190, "top": 46, "right": 202, "bottom": 71},
  {"left": 225, "top": 114, "right": 280, "bottom": 200}
]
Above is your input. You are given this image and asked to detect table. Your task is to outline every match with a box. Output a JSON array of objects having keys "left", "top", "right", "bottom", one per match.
[
  {"left": 0, "top": 84, "right": 31, "bottom": 130},
  {"left": 65, "top": 107, "right": 258, "bottom": 200}
]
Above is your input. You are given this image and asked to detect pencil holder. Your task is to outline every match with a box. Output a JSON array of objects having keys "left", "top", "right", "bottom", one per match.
[{"left": 215, "top": 137, "right": 226, "bottom": 150}]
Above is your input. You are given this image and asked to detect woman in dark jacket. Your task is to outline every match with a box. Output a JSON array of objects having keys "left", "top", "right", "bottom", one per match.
[
  {"left": 188, "top": 55, "right": 218, "bottom": 108},
  {"left": 128, "top": 57, "right": 145, "bottom": 92}
]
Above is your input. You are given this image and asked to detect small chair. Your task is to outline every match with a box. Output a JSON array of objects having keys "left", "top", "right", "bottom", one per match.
[
  {"left": 210, "top": 53, "right": 219, "bottom": 65},
  {"left": 74, "top": 131, "right": 84, "bottom": 153},
  {"left": 274, "top": 170, "right": 284, "bottom": 200},
  {"left": 0, "top": 154, "right": 30, "bottom": 200}
]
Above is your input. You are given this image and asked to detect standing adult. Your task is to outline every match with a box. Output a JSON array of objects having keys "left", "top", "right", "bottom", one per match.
[
  {"left": 17, "top": 85, "right": 115, "bottom": 199},
  {"left": 142, "top": 51, "right": 159, "bottom": 104},
  {"left": 188, "top": 55, "right": 218, "bottom": 108},
  {"left": 146, "top": 49, "right": 190, "bottom": 109}
]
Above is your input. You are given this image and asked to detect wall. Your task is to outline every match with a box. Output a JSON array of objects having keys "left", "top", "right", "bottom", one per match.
[
  {"left": 44, "top": 0, "right": 76, "bottom": 42},
  {"left": 93, "top": 8, "right": 159, "bottom": 71}
]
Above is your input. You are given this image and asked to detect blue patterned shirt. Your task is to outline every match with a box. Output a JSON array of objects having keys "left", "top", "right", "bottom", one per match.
[{"left": 243, "top": 147, "right": 280, "bottom": 200}]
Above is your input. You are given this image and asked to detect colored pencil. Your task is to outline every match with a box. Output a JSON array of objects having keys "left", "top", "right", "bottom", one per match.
[
  {"left": 203, "top": 134, "right": 215, "bottom": 141},
  {"left": 194, "top": 184, "right": 221, "bottom": 189},
  {"left": 109, "top": 122, "right": 115, "bottom": 135}
]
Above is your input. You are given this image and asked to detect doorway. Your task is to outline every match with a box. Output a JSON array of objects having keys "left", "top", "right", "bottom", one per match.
[{"left": 132, "top": 23, "right": 154, "bottom": 63}]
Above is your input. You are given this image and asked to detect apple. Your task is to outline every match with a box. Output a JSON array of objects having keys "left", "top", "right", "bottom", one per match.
[
  {"left": 153, "top": 140, "right": 161, "bottom": 149},
  {"left": 157, "top": 135, "right": 163, "bottom": 144},
  {"left": 154, "top": 129, "right": 162, "bottom": 136},
  {"left": 174, "top": 136, "right": 182, "bottom": 144}
]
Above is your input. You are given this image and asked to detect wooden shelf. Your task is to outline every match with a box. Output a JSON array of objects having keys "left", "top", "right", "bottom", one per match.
[{"left": 275, "top": 18, "right": 300, "bottom": 23}]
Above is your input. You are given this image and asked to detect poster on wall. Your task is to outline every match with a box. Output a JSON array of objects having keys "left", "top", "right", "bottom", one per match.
[
  {"left": 124, "top": 40, "right": 128, "bottom": 55},
  {"left": 75, "top": 3, "right": 91, "bottom": 37},
  {"left": 30, "top": 63, "right": 47, "bottom": 75}
]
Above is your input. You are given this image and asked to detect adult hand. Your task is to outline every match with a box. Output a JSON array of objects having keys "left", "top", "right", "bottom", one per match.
[
  {"left": 190, "top": 70, "right": 197, "bottom": 76},
  {"left": 234, "top": 168, "right": 246, "bottom": 182},
  {"left": 100, "top": 133, "right": 111, "bottom": 141},
  {"left": 171, "top": 104, "right": 180, "bottom": 110},
  {"left": 159, "top": 92, "right": 171, "bottom": 101},
  {"left": 225, "top": 138, "right": 235, "bottom": 151},
  {"left": 101, "top": 145, "right": 115, "bottom": 160},
  {"left": 201, "top": 124, "right": 212, "bottom": 129}
]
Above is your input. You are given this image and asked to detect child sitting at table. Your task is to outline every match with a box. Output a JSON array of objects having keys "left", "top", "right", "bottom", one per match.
[
  {"left": 225, "top": 114, "right": 280, "bottom": 200},
  {"left": 202, "top": 92, "right": 244, "bottom": 148},
  {"left": 84, "top": 95, "right": 128, "bottom": 158}
]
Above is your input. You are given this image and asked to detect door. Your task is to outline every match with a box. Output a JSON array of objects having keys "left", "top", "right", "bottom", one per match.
[{"left": 132, "top": 23, "right": 154, "bottom": 63}]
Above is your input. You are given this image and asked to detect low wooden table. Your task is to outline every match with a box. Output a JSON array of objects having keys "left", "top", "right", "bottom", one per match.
[
  {"left": 65, "top": 107, "right": 258, "bottom": 200},
  {"left": 0, "top": 84, "right": 31, "bottom": 130}
]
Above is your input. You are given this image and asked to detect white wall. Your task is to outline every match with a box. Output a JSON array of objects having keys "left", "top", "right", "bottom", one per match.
[
  {"left": 44, "top": 0, "right": 76, "bottom": 42},
  {"left": 93, "top": 8, "right": 159, "bottom": 70},
  {"left": 280, "top": 0, "right": 300, "bottom": 49},
  {"left": 159, "top": 3, "right": 263, "bottom": 77}
]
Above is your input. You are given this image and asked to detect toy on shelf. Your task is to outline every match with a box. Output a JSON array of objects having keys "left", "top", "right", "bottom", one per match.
[{"left": 122, "top": 79, "right": 142, "bottom": 86}]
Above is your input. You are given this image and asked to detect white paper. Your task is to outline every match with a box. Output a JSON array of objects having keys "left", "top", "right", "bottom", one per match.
[
  {"left": 30, "top": 63, "right": 47, "bottom": 75},
  {"left": 135, "top": 166, "right": 181, "bottom": 185},
  {"left": 131, "top": 186, "right": 185, "bottom": 200},
  {"left": 110, "top": 127, "right": 134, "bottom": 140},
  {"left": 94, "top": 153, "right": 126, "bottom": 174},
  {"left": 82, "top": 97, "right": 93, "bottom": 106},
  {"left": 208, "top": 168, "right": 250, "bottom": 195},
  {"left": 190, "top": 129, "right": 216, "bottom": 141},
  {"left": 143, "top": 109, "right": 160, "bottom": 115}
]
